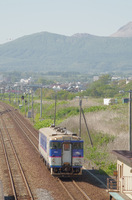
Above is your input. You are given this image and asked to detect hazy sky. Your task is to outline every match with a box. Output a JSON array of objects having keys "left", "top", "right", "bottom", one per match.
[{"left": 0, "top": 0, "right": 132, "bottom": 44}]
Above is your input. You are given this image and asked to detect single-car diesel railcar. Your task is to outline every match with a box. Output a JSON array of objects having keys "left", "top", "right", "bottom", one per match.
[{"left": 39, "top": 126, "right": 84, "bottom": 176}]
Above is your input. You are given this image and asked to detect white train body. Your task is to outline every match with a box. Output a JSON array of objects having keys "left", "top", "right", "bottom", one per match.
[{"left": 39, "top": 126, "right": 84, "bottom": 176}]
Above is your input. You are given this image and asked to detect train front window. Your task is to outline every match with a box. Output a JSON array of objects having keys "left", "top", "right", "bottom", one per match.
[
  {"left": 50, "top": 142, "right": 61, "bottom": 149},
  {"left": 64, "top": 143, "right": 70, "bottom": 151},
  {"left": 73, "top": 142, "right": 83, "bottom": 149}
]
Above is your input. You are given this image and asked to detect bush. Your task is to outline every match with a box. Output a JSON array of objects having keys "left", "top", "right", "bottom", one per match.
[
  {"left": 84, "top": 131, "right": 115, "bottom": 175},
  {"left": 56, "top": 107, "right": 79, "bottom": 118},
  {"left": 34, "top": 118, "right": 63, "bottom": 129}
]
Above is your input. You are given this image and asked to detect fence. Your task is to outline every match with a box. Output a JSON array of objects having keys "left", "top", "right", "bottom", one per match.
[{"left": 107, "top": 178, "right": 119, "bottom": 191}]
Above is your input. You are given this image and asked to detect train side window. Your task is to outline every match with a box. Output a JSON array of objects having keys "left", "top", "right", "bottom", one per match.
[
  {"left": 73, "top": 142, "right": 83, "bottom": 149},
  {"left": 57, "top": 142, "right": 62, "bottom": 149},
  {"left": 50, "top": 142, "right": 57, "bottom": 149},
  {"left": 53, "top": 144, "right": 57, "bottom": 149},
  {"left": 50, "top": 142, "right": 61, "bottom": 149}
]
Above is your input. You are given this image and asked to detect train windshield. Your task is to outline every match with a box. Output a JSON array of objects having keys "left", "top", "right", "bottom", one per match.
[
  {"left": 64, "top": 143, "right": 70, "bottom": 151},
  {"left": 50, "top": 141, "right": 61, "bottom": 149},
  {"left": 72, "top": 142, "right": 83, "bottom": 149}
]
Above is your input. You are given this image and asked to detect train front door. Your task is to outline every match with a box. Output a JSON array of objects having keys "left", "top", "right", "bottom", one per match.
[{"left": 62, "top": 143, "right": 72, "bottom": 165}]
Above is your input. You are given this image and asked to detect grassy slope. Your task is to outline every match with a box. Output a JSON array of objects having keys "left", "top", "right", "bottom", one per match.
[{"left": 59, "top": 98, "right": 128, "bottom": 174}]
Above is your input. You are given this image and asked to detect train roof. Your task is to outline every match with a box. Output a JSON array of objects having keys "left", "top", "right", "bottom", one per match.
[{"left": 39, "top": 126, "right": 82, "bottom": 141}]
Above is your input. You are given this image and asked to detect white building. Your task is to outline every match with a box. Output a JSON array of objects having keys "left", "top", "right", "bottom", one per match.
[
  {"left": 107, "top": 150, "right": 132, "bottom": 200},
  {"left": 93, "top": 76, "right": 99, "bottom": 82},
  {"left": 104, "top": 98, "right": 117, "bottom": 105},
  {"left": 20, "top": 77, "right": 32, "bottom": 85}
]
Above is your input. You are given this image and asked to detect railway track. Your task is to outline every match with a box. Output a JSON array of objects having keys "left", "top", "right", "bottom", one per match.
[
  {"left": 0, "top": 113, "right": 34, "bottom": 200},
  {"left": 58, "top": 178, "right": 91, "bottom": 200},
  {"left": 4, "top": 106, "right": 93, "bottom": 200},
  {"left": 0, "top": 102, "right": 110, "bottom": 200},
  {"left": 9, "top": 110, "right": 39, "bottom": 152},
  {"left": 1, "top": 103, "right": 39, "bottom": 152}
]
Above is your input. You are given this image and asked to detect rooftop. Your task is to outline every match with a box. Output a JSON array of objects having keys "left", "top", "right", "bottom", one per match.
[{"left": 113, "top": 150, "right": 132, "bottom": 167}]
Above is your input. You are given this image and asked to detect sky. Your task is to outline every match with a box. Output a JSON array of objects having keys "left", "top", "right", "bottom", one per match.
[{"left": 0, "top": 0, "right": 132, "bottom": 44}]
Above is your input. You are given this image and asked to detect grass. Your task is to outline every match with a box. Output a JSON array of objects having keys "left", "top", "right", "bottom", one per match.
[
  {"left": 59, "top": 101, "right": 129, "bottom": 175},
  {"left": 81, "top": 130, "right": 116, "bottom": 175}
]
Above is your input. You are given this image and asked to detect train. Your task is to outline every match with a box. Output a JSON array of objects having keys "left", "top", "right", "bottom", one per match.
[{"left": 39, "top": 126, "right": 84, "bottom": 176}]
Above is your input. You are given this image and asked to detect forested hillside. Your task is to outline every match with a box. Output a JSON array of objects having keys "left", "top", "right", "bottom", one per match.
[{"left": 0, "top": 32, "right": 132, "bottom": 74}]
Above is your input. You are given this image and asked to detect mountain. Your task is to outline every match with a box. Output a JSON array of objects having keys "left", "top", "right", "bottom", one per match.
[
  {"left": 111, "top": 22, "right": 132, "bottom": 37},
  {"left": 0, "top": 25, "right": 132, "bottom": 74}
]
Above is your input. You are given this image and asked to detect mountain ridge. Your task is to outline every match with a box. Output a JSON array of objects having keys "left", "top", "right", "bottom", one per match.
[{"left": 0, "top": 23, "right": 132, "bottom": 74}]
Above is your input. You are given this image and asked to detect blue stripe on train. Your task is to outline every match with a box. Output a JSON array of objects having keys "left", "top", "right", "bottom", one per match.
[
  {"left": 41, "top": 144, "right": 83, "bottom": 157},
  {"left": 49, "top": 149, "right": 62, "bottom": 157},
  {"left": 49, "top": 149, "right": 83, "bottom": 157},
  {"left": 50, "top": 165, "right": 82, "bottom": 168},
  {"left": 49, "top": 149, "right": 83, "bottom": 158},
  {"left": 72, "top": 149, "right": 83, "bottom": 157}
]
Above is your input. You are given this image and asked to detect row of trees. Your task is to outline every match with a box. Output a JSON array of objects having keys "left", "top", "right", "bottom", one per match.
[
  {"left": 34, "top": 74, "right": 132, "bottom": 100},
  {"left": 83, "top": 74, "right": 132, "bottom": 98}
]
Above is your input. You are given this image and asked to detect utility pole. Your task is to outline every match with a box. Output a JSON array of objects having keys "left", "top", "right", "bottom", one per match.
[
  {"left": 40, "top": 87, "right": 42, "bottom": 118},
  {"left": 1, "top": 88, "right": 2, "bottom": 100},
  {"left": 128, "top": 90, "right": 132, "bottom": 151},
  {"left": 17, "top": 86, "right": 20, "bottom": 106},
  {"left": 16, "top": 89, "right": 17, "bottom": 104},
  {"left": 54, "top": 93, "right": 57, "bottom": 126},
  {"left": 28, "top": 89, "right": 30, "bottom": 114},
  {"left": 79, "top": 98, "right": 82, "bottom": 137},
  {"left": 15, "top": 87, "right": 16, "bottom": 104},
  {"left": 79, "top": 98, "right": 93, "bottom": 147},
  {"left": 3, "top": 88, "right": 5, "bottom": 101},
  {"left": 81, "top": 108, "right": 93, "bottom": 147},
  {"left": 32, "top": 89, "right": 34, "bottom": 121},
  {"left": 9, "top": 86, "right": 11, "bottom": 103},
  {"left": 25, "top": 98, "right": 26, "bottom": 117}
]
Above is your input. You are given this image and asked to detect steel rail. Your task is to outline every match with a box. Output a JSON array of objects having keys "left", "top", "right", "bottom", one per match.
[
  {"left": 1, "top": 103, "right": 39, "bottom": 153},
  {"left": 0, "top": 128, "right": 17, "bottom": 199},
  {"left": 58, "top": 178, "right": 75, "bottom": 200},
  {"left": 12, "top": 111, "right": 38, "bottom": 141},
  {"left": 1, "top": 102, "right": 38, "bottom": 141},
  {"left": 9, "top": 113, "right": 39, "bottom": 152},
  {"left": 72, "top": 180, "right": 91, "bottom": 200},
  {"left": 0, "top": 114, "right": 34, "bottom": 200},
  {"left": 58, "top": 178, "right": 92, "bottom": 200}
]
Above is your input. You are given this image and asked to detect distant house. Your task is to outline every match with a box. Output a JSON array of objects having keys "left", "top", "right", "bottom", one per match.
[
  {"left": 111, "top": 76, "right": 121, "bottom": 81},
  {"left": 93, "top": 76, "right": 99, "bottom": 82},
  {"left": 126, "top": 77, "right": 132, "bottom": 84},
  {"left": 103, "top": 98, "right": 117, "bottom": 105},
  {"left": 107, "top": 150, "right": 132, "bottom": 200},
  {"left": 52, "top": 85, "right": 61, "bottom": 90},
  {"left": 20, "top": 77, "right": 32, "bottom": 85}
]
